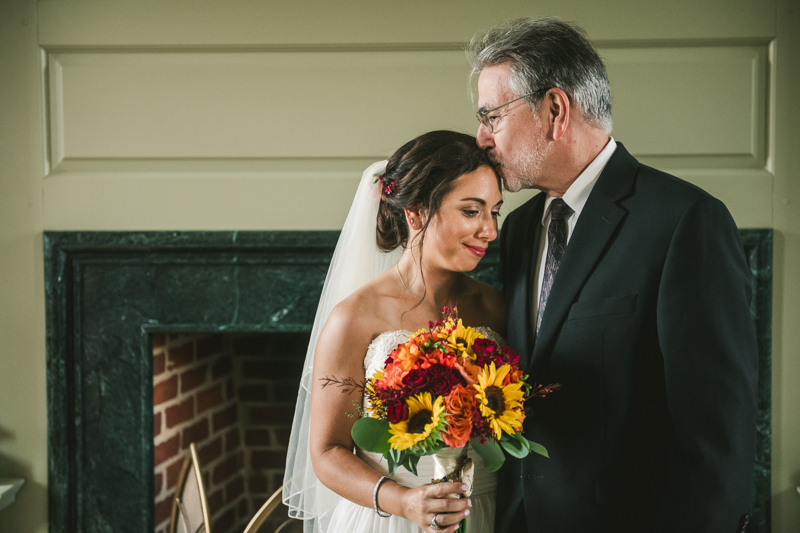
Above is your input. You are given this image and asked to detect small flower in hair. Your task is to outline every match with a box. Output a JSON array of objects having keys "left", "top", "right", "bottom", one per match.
[{"left": 374, "top": 173, "right": 396, "bottom": 197}]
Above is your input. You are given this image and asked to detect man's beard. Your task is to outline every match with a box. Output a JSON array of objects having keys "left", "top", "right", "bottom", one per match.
[{"left": 493, "top": 128, "right": 552, "bottom": 193}]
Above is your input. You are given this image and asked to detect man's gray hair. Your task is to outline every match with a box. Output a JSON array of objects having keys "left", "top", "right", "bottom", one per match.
[{"left": 469, "top": 17, "right": 613, "bottom": 134}]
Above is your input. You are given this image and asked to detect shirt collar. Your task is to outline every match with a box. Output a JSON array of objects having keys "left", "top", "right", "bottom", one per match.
[{"left": 542, "top": 137, "right": 617, "bottom": 225}]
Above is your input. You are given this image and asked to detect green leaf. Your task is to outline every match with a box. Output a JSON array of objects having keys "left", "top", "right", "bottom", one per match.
[
  {"left": 403, "top": 453, "right": 420, "bottom": 476},
  {"left": 527, "top": 440, "right": 549, "bottom": 458},
  {"left": 387, "top": 453, "right": 397, "bottom": 476},
  {"left": 351, "top": 418, "right": 391, "bottom": 455},
  {"left": 500, "top": 434, "right": 529, "bottom": 459},
  {"left": 469, "top": 438, "right": 505, "bottom": 472}
]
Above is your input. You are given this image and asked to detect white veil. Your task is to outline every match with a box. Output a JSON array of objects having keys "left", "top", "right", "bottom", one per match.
[{"left": 283, "top": 161, "right": 404, "bottom": 533}]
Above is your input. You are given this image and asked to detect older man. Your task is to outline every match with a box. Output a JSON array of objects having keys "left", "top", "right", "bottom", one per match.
[{"left": 470, "top": 18, "right": 758, "bottom": 533}]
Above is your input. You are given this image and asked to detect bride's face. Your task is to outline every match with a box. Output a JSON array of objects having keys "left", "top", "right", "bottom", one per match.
[{"left": 421, "top": 165, "right": 503, "bottom": 272}]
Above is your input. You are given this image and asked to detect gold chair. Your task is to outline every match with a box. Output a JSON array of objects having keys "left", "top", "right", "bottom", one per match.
[
  {"left": 169, "top": 443, "right": 211, "bottom": 533},
  {"left": 243, "top": 486, "right": 302, "bottom": 533}
]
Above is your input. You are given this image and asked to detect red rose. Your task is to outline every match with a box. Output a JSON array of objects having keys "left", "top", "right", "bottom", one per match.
[
  {"left": 500, "top": 345, "right": 520, "bottom": 367},
  {"left": 402, "top": 369, "right": 430, "bottom": 392},
  {"left": 386, "top": 400, "right": 409, "bottom": 424}
]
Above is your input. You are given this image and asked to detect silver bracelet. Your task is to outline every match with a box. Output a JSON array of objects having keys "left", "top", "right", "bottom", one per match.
[{"left": 373, "top": 475, "right": 391, "bottom": 517}]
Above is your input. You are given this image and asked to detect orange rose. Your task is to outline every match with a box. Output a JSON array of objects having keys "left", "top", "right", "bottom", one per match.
[
  {"left": 442, "top": 385, "right": 475, "bottom": 448},
  {"left": 380, "top": 364, "right": 406, "bottom": 389},
  {"left": 395, "top": 343, "right": 421, "bottom": 372}
]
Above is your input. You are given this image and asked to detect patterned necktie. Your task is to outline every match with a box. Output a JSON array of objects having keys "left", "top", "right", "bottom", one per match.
[{"left": 536, "top": 199, "right": 573, "bottom": 334}]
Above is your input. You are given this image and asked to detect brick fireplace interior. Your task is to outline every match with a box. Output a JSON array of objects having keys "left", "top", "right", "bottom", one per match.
[{"left": 152, "top": 332, "right": 307, "bottom": 533}]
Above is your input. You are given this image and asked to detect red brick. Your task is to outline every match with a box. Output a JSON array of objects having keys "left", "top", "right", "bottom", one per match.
[
  {"left": 208, "top": 488, "right": 225, "bottom": 515},
  {"left": 180, "top": 364, "right": 208, "bottom": 393},
  {"left": 197, "top": 383, "right": 224, "bottom": 414},
  {"left": 152, "top": 333, "right": 166, "bottom": 348},
  {"left": 226, "top": 476, "right": 245, "bottom": 503},
  {"left": 273, "top": 333, "right": 311, "bottom": 354},
  {"left": 274, "top": 382, "right": 301, "bottom": 402},
  {"left": 198, "top": 437, "right": 223, "bottom": 467},
  {"left": 238, "top": 384, "right": 269, "bottom": 402},
  {"left": 242, "top": 359, "right": 303, "bottom": 380},
  {"left": 212, "top": 355, "right": 233, "bottom": 380},
  {"left": 182, "top": 418, "right": 210, "bottom": 449},
  {"left": 213, "top": 508, "right": 236, "bottom": 533},
  {"left": 153, "top": 353, "right": 165, "bottom": 376},
  {"left": 238, "top": 497, "right": 249, "bottom": 519},
  {"left": 213, "top": 454, "right": 241, "bottom": 484},
  {"left": 154, "top": 411, "right": 162, "bottom": 437},
  {"left": 248, "top": 474, "right": 268, "bottom": 493},
  {"left": 225, "top": 428, "right": 241, "bottom": 453},
  {"left": 226, "top": 378, "right": 235, "bottom": 400},
  {"left": 166, "top": 457, "right": 185, "bottom": 489},
  {"left": 232, "top": 335, "right": 268, "bottom": 356},
  {"left": 154, "top": 473, "right": 163, "bottom": 496},
  {"left": 165, "top": 398, "right": 194, "bottom": 428},
  {"left": 197, "top": 335, "right": 225, "bottom": 360},
  {"left": 275, "top": 427, "right": 292, "bottom": 447},
  {"left": 154, "top": 435, "right": 181, "bottom": 466},
  {"left": 213, "top": 405, "right": 238, "bottom": 433},
  {"left": 244, "top": 429, "right": 271, "bottom": 447},
  {"left": 270, "top": 472, "right": 284, "bottom": 493},
  {"left": 167, "top": 343, "right": 194, "bottom": 370},
  {"left": 251, "top": 450, "right": 286, "bottom": 469},
  {"left": 153, "top": 375, "right": 178, "bottom": 406},
  {"left": 248, "top": 406, "right": 295, "bottom": 426},
  {"left": 154, "top": 494, "right": 174, "bottom": 527}
]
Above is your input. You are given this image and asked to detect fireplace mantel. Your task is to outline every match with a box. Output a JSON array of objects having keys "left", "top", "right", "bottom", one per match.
[{"left": 44, "top": 230, "right": 772, "bottom": 532}]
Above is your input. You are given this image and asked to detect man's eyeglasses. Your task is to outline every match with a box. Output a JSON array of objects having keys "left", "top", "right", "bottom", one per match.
[{"left": 476, "top": 89, "right": 549, "bottom": 133}]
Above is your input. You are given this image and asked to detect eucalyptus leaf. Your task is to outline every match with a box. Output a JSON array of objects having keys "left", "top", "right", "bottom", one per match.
[
  {"left": 351, "top": 418, "right": 391, "bottom": 455},
  {"left": 469, "top": 438, "right": 505, "bottom": 472},
  {"left": 500, "top": 435, "right": 529, "bottom": 459},
  {"left": 527, "top": 440, "right": 549, "bottom": 458}
]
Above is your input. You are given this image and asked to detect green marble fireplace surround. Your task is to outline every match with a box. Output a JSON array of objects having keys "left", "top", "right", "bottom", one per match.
[{"left": 43, "top": 230, "right": 772, "bottom": 533}]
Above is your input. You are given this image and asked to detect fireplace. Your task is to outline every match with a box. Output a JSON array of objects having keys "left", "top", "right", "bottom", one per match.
[
  {"left": 43, "top": 230, "right": 772, "bottom": 533},
  {"left": 152, "top": 332, "right": 308, "bottom": 533}
]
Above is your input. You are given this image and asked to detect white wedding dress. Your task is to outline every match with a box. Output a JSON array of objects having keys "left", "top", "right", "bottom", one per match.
[{"left": 325, "top": 328, "right": 500, "bottom": 533}]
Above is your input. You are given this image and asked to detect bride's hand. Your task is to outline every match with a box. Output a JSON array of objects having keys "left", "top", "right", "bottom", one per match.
[{"left": 400, "top": 482, "right": 472, "bottom": 533}]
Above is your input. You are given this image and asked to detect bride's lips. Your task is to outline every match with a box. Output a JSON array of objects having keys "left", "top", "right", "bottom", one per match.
[{"left": 464, "top": 244, "right": 487, "bottom": 257}]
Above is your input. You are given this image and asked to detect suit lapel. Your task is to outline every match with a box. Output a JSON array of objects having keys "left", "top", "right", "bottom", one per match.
[
  {"left": 508, "top": 194, "right": 544, "bottom": 375},
  {"left": 529, "top": 143, "right": 638, "bottom": 371}
]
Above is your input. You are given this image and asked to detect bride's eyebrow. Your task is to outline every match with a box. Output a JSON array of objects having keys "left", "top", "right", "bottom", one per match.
[{"left": 459, "top": 197, "right": 504, "bottom": 207}]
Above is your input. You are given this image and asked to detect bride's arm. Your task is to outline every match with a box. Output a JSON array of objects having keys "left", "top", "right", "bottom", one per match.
[{"left": 309, "top": 301, "right": 471, "bottom": 532}]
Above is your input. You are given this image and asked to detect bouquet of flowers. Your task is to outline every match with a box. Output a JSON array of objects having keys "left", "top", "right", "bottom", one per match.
[{"left": 324, "top": 308, "right": 558, "bottom": 482}]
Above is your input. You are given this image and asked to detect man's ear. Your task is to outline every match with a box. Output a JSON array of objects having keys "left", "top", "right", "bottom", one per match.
[{"left": 544, "top": 88, "right": 571, "bottom": 141}]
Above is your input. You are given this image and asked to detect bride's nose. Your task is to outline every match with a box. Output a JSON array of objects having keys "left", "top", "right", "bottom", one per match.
[{"left": 477, "top": 214, "right": 498, "bottom": 241}]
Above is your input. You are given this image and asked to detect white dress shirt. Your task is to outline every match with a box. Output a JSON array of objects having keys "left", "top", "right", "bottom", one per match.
[{"left": 530, "top": 138, "right": 618, "bottom": 324}]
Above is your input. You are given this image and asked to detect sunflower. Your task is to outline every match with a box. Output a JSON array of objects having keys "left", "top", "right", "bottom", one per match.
[
  {"left": 446, "top": 319, "right": 484, "bottom": 358},
  {"left": 474, "top": 362, "right": 525, "bottom": 439},
  {"left": 388, "top": 392, "right": 445, "bottom": 451}
]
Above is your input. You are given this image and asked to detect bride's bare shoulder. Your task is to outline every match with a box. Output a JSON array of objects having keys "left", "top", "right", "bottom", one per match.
[{"left": 321, "top": 270, "right": 399, "bottom": 347}]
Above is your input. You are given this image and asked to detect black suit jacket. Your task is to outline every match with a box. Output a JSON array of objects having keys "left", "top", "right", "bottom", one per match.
[{"left": 495, "top": 143, "right": 758, "bottom": 533}]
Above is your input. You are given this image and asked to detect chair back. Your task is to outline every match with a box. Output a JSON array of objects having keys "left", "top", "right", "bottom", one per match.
[
  {"left": 243, "top": 486, "right": 302, "bottom": 533},
  {"left": 169, "top": 443, "right": 211, "bottom": 533}
]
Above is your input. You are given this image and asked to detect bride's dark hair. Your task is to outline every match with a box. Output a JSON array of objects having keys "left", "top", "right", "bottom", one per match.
[{"left": 376, "top": 130, "right": 496, "bottom": 252}]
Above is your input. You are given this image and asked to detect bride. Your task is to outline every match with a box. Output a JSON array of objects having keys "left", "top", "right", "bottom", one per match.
[{"left": 284, "top": 130, "right": 506, "bottom": 533}]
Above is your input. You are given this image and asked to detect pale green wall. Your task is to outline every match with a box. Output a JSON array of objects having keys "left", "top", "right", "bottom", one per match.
[{"left": 1, "top": 0, "right": 798, "bottom": 531}]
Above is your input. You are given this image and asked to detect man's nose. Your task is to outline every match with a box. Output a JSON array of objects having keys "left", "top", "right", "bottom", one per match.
[{"left": 476, "top": 123, "right": 495, "bottom": 150}]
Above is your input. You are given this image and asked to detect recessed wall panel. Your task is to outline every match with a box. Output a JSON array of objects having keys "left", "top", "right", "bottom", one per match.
[
  {"left": 604, "top": 45, "right": 768, "bottom": 165},
  {"left": 49, "top": 50, "right": 476, "bottom": 163}
]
